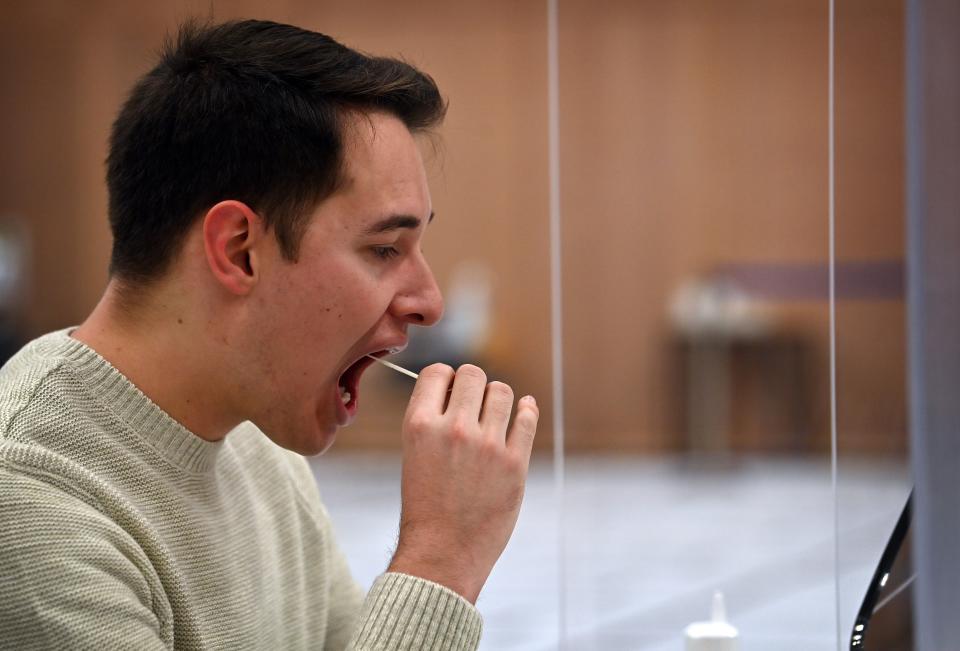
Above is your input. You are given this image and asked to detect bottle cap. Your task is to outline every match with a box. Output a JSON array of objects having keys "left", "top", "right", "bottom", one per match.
[{"left": 684, "top": 591, "right": 739, "bottom": 651}]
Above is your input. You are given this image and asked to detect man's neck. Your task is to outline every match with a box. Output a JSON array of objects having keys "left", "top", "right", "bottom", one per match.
[{"left": 71, "top": 281, "right": 240, "bottom": 442}]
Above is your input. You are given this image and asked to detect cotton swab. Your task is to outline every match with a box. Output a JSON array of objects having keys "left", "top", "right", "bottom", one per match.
[{"left": 366, "top": 354, "right": 419, "bottom": 380}]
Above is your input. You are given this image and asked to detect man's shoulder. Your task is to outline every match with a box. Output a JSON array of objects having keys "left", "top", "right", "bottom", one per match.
[
  {"left": 0, "top": 438, "right": 118, "bottom": 517},
  {"left": 0, "top": 328, "right": 139, "bottom": 523},
  {"left": 0, "top": 329, "right": 77, "bottom": 377},
  {"left": 0, "top": 329, "right": 89, "bottom": 442}
]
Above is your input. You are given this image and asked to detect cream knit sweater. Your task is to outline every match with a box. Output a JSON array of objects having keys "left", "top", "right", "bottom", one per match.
[{"left": 0, "top": 330, "right": 481, "bottom": 650}]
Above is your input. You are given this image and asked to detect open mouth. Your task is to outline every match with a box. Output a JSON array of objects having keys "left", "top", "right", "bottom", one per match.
[{"left": 337, "top": 349, "right": 392, "bottom": 411}]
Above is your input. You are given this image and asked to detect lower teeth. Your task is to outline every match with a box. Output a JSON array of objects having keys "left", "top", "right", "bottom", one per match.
[{"left": 340, "top": 389, "right": 352, "bottom": 405}]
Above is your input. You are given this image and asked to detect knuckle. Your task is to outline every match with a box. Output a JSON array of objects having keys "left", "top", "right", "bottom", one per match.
[
  {"left": 513, "top": 413, "right": 538, "bottom": 439},
  {"left": 456, "top": 364, "right": 487, "bottom": 383},
  {"left": 404, "top": 411, "right": 433, "bottom": 433},
  {"left": 485, "top": 403, "right": 510, "bottom": 422},
  {"left": 487, "top": 381, "right": 514, "bottom": 401},
  {"left": 422, "top": 363, "right": 454, "bottom": 378},
  {"left": 504, "top": 451, "right": 526, "bottom": 475},
  {"left": 521, "top": 406, "right": 540, "bottom": 426},
  {"left": 448, "top": 417, "right": 474, "bottom": 440},
  {"left": 479, "top": 437, "right": 502, "bottom": 458}
]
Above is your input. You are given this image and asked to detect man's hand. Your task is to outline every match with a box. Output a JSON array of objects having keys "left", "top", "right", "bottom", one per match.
[{"left": 387, "top": 363, "right": 539, "bottom": 603}]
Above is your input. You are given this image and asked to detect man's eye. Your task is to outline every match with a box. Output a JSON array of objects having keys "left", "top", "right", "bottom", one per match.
[{"left": 372, "top": 246, "right": 400, "bottom": 260}]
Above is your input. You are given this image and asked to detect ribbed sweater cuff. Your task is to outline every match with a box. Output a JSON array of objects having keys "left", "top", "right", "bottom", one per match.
[{"left": 351, "top": 572, "right": 482, "bottom": 650}]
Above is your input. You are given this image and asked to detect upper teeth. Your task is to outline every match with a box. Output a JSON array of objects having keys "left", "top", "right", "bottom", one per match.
[{"left": 340, "top": 386, "right": 352, "bottom": 405}]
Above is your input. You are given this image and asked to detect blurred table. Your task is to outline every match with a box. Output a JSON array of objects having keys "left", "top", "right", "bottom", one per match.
[{"left": 676, "top": 332, "right": 813, "bottom": 454}]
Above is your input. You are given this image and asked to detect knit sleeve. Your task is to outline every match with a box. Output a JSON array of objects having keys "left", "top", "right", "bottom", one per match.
[
  {"left": 0, "top": 467, "right": 172, "bottom": 650},
  {"left": 314, "top": 507, "right": 482, "bottom": 651},
  {"left": 348, "top": 573, "right": 482, "bottom": 650},
  {"left": 278, "top": 449, "right": 482, "bottom": 650}
]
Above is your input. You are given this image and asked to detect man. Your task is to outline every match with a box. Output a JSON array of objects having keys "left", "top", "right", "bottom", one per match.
[{"left": 0, "top": 19, "right": 538, "bottom": 650}]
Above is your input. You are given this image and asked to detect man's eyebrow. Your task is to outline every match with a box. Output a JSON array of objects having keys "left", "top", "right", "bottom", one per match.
[{"left": 364, "top": 211, "right": 435, "bottom": 235}]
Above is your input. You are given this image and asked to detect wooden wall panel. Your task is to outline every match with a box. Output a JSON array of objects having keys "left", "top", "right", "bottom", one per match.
[{"left": 0, "top": 1, "right": 905, "bottom": 454}]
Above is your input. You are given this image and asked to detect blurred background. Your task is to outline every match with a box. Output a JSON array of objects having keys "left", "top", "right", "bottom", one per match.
[{"left": 0, "top": 1, "right": 910, "bottom": 649}]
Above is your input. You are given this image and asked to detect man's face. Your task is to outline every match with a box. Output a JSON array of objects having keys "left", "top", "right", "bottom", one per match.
[{"left": 245, "top": 112, "right": 443, "bottom": 454}]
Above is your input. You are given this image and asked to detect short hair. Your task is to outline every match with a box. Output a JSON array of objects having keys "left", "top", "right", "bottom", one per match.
[{"left": 106, "top": 18, "right": 446, "bottom": 284}]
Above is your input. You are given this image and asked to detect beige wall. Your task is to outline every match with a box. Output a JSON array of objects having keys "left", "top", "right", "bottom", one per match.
[
  {"left": 0, "top": 1, "right": 905, "bottom": 454},
  {"left": 560, "top": 1, "right": 830, "bottom": 451}
]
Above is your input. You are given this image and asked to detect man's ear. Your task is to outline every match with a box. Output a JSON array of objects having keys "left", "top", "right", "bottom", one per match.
[{"left": 202, "top": 200, "right": 266, "bottom": 295}]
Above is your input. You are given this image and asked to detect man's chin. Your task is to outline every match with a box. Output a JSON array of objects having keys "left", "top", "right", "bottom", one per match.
[
  {"left": 300, "top": 426, "right": 339, "bottom": 457},
  {"left": 275, "top": 420, "right": 340, "bottom": 457}
]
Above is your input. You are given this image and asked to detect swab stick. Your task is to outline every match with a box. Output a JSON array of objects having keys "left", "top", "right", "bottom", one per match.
[{"left": 366, "top": 354, "right": 419, "bottom": 380}]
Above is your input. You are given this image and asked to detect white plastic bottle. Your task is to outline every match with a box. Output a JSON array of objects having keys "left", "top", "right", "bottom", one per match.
[{"left": 684, "top": 591, "right": 739, "bottom": 651}]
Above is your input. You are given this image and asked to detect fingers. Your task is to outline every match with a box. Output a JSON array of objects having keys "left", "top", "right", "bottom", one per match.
[
  {"left": 506, "top": 395, "right": 539, "bottom": 460},
  {"left": 445, "top": 364, "right": 487, "bottom": 418},
  {"left": 479, "top": 381, "right": 514, "bottom": 437},
  {"left": 396, "top": 361, "right": 540, "bottom": 603},
  {"left": 407, "top": 363, "right": 538, "bottom": 454},
  {"left": 408, "top": 363, "right": 455, "bottom": 414}
]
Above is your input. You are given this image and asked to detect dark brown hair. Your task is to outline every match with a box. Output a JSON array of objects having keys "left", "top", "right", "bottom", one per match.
[{"left": 106, "top": 18, "right": 446, "bottom": 284}]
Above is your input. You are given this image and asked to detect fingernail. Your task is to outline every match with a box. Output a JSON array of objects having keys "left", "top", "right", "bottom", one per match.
[{"left": 524, "top": 395, "right": 537, "bottom": 407}]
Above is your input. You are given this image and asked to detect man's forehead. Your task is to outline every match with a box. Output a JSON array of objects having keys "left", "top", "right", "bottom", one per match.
[
  {"left": 340, "top": 110, "right": 418, "bottom": 166},
  {"left": 334, "top": 112, "right": 432, "bottom": 223}
]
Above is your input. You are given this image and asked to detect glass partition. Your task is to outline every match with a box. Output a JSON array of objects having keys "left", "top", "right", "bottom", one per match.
[
  {"left": 833, "top": 1, "right": 913, "bottom": 649},
  {"left": 556, "top": 2, "right": 837, "bottom": 649}
]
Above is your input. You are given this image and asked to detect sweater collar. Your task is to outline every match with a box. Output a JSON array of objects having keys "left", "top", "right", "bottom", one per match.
[{"left": 43, "top": 328, "right": 224, "bottom": 473}]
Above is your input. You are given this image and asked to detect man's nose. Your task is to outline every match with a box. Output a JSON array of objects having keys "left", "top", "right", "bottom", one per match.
[{"left": 392, "top": 256, "right": 444, "bottom": 327}]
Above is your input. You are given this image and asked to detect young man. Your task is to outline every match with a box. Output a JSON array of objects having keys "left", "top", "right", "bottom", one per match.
[{"left": 0, "top": 19, "right": 538, "bottom": 650}]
